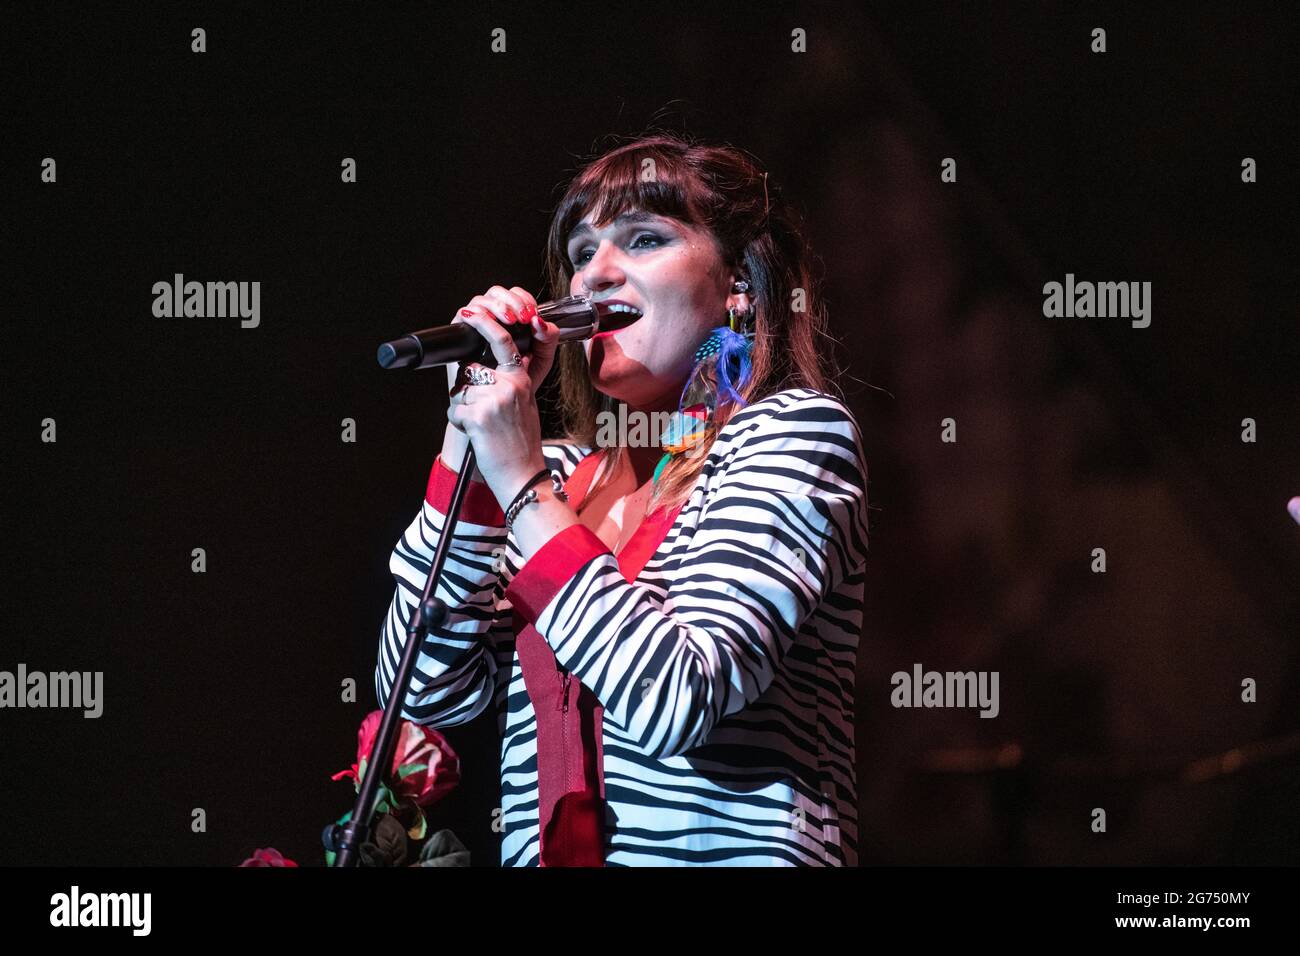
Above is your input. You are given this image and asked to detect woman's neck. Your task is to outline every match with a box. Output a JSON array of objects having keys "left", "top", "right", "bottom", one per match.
[
  {"left": 623, "top": 444, "right": 664, "bottom": 488},
  {"left": 620, "top": 382, "right": 684, "bottom": 487}
]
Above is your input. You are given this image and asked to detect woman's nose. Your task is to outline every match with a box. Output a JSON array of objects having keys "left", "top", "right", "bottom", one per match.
[{"left": 578, "top": 240, "right": 625, "bottom": 292}]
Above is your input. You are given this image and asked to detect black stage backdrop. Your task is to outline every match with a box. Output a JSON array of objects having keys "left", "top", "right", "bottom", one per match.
[{"left": 5, "top": 1, "right": 1298, "bottom": 869}]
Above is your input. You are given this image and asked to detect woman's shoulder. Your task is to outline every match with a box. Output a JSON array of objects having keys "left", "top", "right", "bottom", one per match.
[
  {"left": 707, "top": 386, "right": 867, "bottom": 489},
  {"left": 705, "top": 386, "right": 868, "bottom": 518},
  {"left": 718, "top": 386, "right": 862, "bottom": 446}
]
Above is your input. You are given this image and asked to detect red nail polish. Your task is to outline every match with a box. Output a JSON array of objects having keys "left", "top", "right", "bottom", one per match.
[{"left": 460, "top": 309, "right": 474, "bottom": 317}]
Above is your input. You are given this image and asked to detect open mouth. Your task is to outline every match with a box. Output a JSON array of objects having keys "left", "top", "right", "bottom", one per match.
[{"left": 596, "top": 303, "right": 644, "bottom": 333}]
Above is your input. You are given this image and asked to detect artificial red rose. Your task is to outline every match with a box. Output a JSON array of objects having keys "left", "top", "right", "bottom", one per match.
[
  {"left": 331, "top": 709, "right": 460, "bottom": 808},
  {"left": 239, "top": 847, "right": 299, "bottom": 867}
]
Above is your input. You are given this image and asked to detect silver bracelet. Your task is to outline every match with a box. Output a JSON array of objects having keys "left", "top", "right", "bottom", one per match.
[{"left": 505, "top": 472, "right": 568, "bottom": 530}]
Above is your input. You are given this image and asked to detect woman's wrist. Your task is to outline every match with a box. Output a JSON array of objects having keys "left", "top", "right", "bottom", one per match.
[
  {"left": 439, "top": 426, "right": 483, "bottom": 481},
  {"left": 508, "top": 485, "right": 580, "bottom": 561},
  {"left": 503, "top": 468, "right": 553, "bottom": 519},
  {"left": 490, "top": 457, "right": 552, "bottom": 511}
]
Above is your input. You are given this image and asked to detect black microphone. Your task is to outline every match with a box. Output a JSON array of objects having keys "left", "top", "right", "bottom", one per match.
[{"left": 377, "top": 295, "right": 607, "bottom": 370}]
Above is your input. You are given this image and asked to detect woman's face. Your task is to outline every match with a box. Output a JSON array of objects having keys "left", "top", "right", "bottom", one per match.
[{"left": 566, "top": 208, "right": 735, "bottom": 410}]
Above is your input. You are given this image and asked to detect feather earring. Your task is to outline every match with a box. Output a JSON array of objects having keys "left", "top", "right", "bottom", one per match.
[{"left": 654, "top": 306, "right": 755, "bottom": 484}]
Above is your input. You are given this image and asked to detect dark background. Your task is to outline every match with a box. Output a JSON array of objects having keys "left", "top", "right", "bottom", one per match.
[{"left": 4, "top": 1, "right": 1298, "bottom": 866}]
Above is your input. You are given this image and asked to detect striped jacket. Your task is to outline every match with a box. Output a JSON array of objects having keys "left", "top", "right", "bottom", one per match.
[{"left": 375, "top": 387, "right": 869, "bottom": 865}]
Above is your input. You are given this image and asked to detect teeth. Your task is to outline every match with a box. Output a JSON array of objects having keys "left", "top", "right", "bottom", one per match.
[{"left": 601, "top": 303, "right": 643, "bottom": 331}]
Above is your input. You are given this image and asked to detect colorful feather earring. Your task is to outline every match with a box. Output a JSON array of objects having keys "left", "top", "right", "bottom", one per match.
[{"left": 654, "top": 297, "right": 756, "bottom": 485}]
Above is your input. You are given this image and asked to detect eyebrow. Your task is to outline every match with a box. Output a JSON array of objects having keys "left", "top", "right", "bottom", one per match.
[{"left": 566, "top": 210, "right": 664, "bottom": 245}]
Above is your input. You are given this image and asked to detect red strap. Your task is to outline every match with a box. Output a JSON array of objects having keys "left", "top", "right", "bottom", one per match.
[{"left": 513, "top": 449, "right": 683, "bottom": 866}]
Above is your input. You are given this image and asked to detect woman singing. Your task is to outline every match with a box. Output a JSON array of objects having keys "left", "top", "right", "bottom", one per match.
[{"left": 376, "top": 132, "right": 869, "bottom": 866}]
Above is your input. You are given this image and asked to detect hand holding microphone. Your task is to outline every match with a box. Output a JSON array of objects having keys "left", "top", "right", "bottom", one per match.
[
  {"left": 377, "top": 287, "right": 610, "bottom": 502},
  {"left": 444, "top": 286, "right": 561, "bottom": 400},
  {"left": 376, "top": 292, "right": 602, "bottom": 371},
  {"left": 435, "top": 286, "right": 560, "bottom": 502}
]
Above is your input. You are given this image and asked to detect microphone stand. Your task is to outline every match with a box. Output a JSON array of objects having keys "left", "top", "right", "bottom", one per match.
[
  {"left": 325, "top": 446, "right": 480, "bottom": 868},
  {"left": 325, "top": 295, "right": 602, "bottom": 867}
]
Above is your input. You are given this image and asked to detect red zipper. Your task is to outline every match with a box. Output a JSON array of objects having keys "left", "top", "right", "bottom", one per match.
[{"left": 556, "top": 670, "right": 572, "bottom": 794}]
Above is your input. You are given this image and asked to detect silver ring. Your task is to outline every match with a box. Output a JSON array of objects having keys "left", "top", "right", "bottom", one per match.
[
  {"left": 465, "top": 366, "right": 496, "bottom": 386},
  {"left": 498, "top": 351, "right": 524, "bottom": 369}
]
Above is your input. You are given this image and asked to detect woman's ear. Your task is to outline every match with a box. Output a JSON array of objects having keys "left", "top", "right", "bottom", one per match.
[{"left": 727, "top": 276, "right": 753, "bottom": 314}]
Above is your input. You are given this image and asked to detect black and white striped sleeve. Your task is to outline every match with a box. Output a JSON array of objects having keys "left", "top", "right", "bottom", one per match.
[
  {"left": 504, "top": 393, "right": 869, "bottom": 759},
  {"left": 373, "top": 454, "right": 511, "bottom": 728}
]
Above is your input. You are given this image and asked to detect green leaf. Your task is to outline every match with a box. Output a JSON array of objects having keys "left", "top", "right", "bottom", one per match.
[{"left": 406, "top": 810, "right": 428, "bottom": 842}]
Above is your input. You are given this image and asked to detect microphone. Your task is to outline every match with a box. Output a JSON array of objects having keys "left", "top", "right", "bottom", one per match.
[{"left": 377, "top": 295, "right": 607, "bottom": 370}]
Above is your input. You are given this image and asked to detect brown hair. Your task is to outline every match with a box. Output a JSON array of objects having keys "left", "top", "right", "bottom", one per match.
[{"left": 541, "top": 131, "right": 842, "bottom": 514}]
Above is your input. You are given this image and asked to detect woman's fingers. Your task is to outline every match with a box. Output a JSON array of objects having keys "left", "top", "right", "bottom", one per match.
[
  {"left": 484, "top": 286, "right": 534, "bottom": 325},
  {"left": 446, "top": 363, "right": 486, "bottom": 432},
  {"left": 448, "top": 362, "right": 473, "bottom": 401},
  {"left": 457, "top": 303, "right": 523, "bottom": 370},
  {"left": 481, "top": 287, "right": 543, "bottom": 376},
  {"left": 448, "top": 286, "right": 545, "bottom": 390}
]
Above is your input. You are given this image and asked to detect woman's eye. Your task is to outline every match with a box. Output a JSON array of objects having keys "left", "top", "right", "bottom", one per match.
[{"left": 572, "top": 233, "right": 663, "bottom": 266}]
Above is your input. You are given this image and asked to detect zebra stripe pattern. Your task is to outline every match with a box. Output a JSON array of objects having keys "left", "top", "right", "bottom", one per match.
[{"left": 376, "top": 387, "right": 869, "bottom": 865}]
